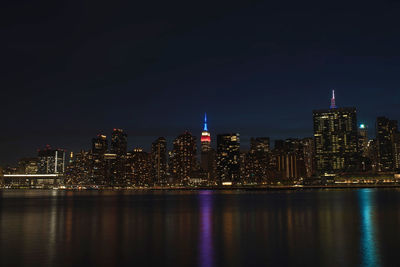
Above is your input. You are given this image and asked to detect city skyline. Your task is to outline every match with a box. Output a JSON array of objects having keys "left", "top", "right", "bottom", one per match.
[
  {"left": 3, "top": 2, "right": 400, "bottom": 266},
  {"left": 0, "top": 90, "right": 398, "bottom": 166}
]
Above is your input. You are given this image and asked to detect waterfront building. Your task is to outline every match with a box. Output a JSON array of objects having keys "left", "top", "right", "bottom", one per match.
[
  {"left": 111, "top": 129, "right": 127, "bottom": 155},
  {"left": 110, "top": 129, "right": 128, "bottom": 186},
  {"left": 65, "top": 150, "right": 92, "bottom": 185},
  {"left": 151, "top": 137, "right": 167, "bottom": 185},
  {"left": 275, "top": 152, "right": 303, "bottom": 182},
  {"left": 313, "top": 91, "right": 359, "bottom": 174},
  {"left": 200, "top": 113, "right": 216, "bottom": 182},
  {"left": 376, "top": 117, "right": 399, "bottom": 171},
  {"left": 244, "top": 137, "right": 270, "bottom": 184},
  {"left": 358, "top": 124, "right": 368, "bottom": 156},
  {"left": 272, "top": 138, "right": 307, "bottom": 182},
  {"left": 17, "top": 158, "right": 38, "bottom": 174},
  {"left": 366, "top": 139, "right": 379, "bottom": 172},
  {"left": 216, "top": 133, "right": 240, "bottom": 185},
  {"left": 301, "top": 137, "right": 315, "bottom": 178},
  {"left": 127, "top": 148, "right": 151, "bottom": 186},
  {"left": 92, "top": 134, "right": 108, "bottom": 154},
  {"left": 104, "top": 153, "right": 117, "bottom": 185},
  {"left": 170, "top": 131, "right": 197, "bottom": 184},
  {"left": 37, "top": 145, "right": 66, "bottom": 174},
  {"left": 91, "top": 134, "right": 108, "bottom": 184}
]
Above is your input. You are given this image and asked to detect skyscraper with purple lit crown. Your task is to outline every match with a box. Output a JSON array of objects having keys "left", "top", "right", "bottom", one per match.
[{"left": 313, "top": 91, "right": 359, "bottom": 175}]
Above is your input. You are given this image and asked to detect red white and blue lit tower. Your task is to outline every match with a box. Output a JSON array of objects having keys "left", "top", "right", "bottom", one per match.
[
  {"left": 201, "top": 113, "right": 211, "bottom": 152},
  {"left": 200, "top": 113, "right": 216, "bottom": 181}
]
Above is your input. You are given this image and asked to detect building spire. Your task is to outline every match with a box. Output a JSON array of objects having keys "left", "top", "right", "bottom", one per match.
[
  {"left": 201, "top": 112, "right": 211, "bottom": 144},
  {"left": 203, "top": 112, "right": 208, "bottom": 131},
  {"left": 330, "top": 89, "right": 337, "bottom": 109}
]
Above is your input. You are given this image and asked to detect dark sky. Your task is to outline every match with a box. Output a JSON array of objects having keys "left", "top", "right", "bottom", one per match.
[{"left": 2, "top": 0, "right": 400, "bottom": 165}]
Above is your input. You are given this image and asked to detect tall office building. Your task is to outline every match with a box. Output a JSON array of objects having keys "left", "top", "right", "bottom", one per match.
[
  {"left": 111, "top": 129, "right": 127, "bottom": 155},
  {"left": 393, "top": 132, "right": 400, "bottom": 170},
  {"left": 301, "top": 137, "right": 315, "bottom": 178},
  {"left": 275, "top": 152, "right": 303, "bottom": 182},
  {"left": 37, "top": 145, "right": 66, "bottom": 174},
  {"left": 246, "top": 137, "right": 270, "bottom": 183},
  {"left": 313, "top": 91, "right": 359, "bottom": 174},
  {"left": 92, "top": 134, "right": 108, "bottom": 154},
  {"left": 358, "top": 124, "right": 368, "bottom": 157},
  {"left": 201, "top": 113, "right": 211, "bottom": 152},
  {"left": 91, "top": 134, "right": 108, "bottom": 184},
  {"left": 251, "top": 137, "right": 270, "bottom": 153},
  {"left": 17, "top": 158, "right": 38, "bottom": 174},
  {"left": 170, "top": 131, "right": 197, "bottom": 184},
  {"left": 127, "top": 148, "right": 151, "bottom": 186},
  {"left": 357, "top": 124, "right": 372, "bottom": 172},
  {"left": 151, "top": 137, "right": 167, "bottom": 185},
  {"left": 200, "top": 113, "right": 216, "bottom": 181},
  {"left": 376, "top": 117, "right": 399, "bottom": 171},
  {"left": 110, "top": 129, "right": 128, "bottom": 186},
  {"left": 272, "top": 138, "right": 306, "bottom": 182},
  {"left": 65, "top": 150, "right": 92, "bottom": 184},
  {"left": 216, "top": 133, "right": 240, "bottom": 185}
]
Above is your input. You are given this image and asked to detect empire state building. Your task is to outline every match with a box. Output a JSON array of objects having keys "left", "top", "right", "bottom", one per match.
[{"left": 200, "top": 113, "right": 215, "bottom": 181}]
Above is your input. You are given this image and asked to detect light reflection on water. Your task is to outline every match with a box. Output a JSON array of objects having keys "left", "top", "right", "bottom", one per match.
[
  {"left": 359, "top": 189, "right": 381, "bottom": 267},
  {"left": 0, "top": 189, "right": 399, "bottom": 267},
  {"left": 199, "top": 191, "right": 214, "bottom": 267}
]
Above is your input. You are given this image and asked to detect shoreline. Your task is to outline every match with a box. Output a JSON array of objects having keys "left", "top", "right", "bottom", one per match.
[{"left": 2, "top": 184, "right": 400, "bottom": 191}]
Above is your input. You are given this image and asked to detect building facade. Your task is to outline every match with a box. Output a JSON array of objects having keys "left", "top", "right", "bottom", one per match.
[
  {"left": 37, "top": 145, "right": 66, "bottom": 174},
  {"left": 200, "top": 113, "right": 215, "bottom": 182},
  {"left": 110, "top": 129, "right": 128, "bottom": 186},
  {"left": 170, "top": 131, "right": 197, "bottom": 184},
  {"left": 216, "top": 133, "right": 240, "bottom": 185},
  {"left": 91, "top": 134, "right": 108, "bottom": 184},
  {"left": 376, "top": 117, "right": 399, "bottom": 171},
  {"left": 151, "top": 137, "right": 167, "bottom": 185},
  {"left": 313, "top": 93, "right": 359, "bottom": 174}
]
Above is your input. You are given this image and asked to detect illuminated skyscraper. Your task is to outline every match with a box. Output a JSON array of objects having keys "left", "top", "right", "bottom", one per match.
[
  {"left": 91, "top": 134, "right": 108, "bottom": 184},
  {"left": 92, "top": 134, "right": 108, "bottom": 154},
  {"left": 110, "top": 128, "right": 128, "bottom": 186},
  {"left": 201, "top": 113, "right": 211, "bottom": 152},
  {"left": 151, "top": 137, "right": 167, "bottom": 185},
  {"left": 200, "top": 113, "right": 215, "bottom": 181},
  {"left": 17, "top": 158, "right": 38, "bottom": 174},
  {"left": 313, "top": 92, "right": 358, "bottom": 174},
  {"left": 216, "top": 133, "right": 240, "bottom": 185},
  {"left": 244, "top": 137, "right": 270, "bottom": 184},
  {"left": 170, "top": 131, "right": 197, "bottom": 184},
  {"left": 111, "top": 129, "right": 127, "bottom": 155},
  {"left": 272, "top": 138, "right": 307, "bottom": 182},
  {"left": 376, "top": 117, "right": 399, "bottom": 171},
  {"left": 65, "top": 150, "right": 92, "bottom": 185},
  {"left": 358, "top": 124, "right": 368, "bottom": 157},
  {"left": 37, "top": 145, "right": 66, "bottom": 174},
  {"left": 301, "top": 137, "right": 315, "bottom": 178},
  {"left": 127, "top": 148, "right": 151, "bottom": 186}
]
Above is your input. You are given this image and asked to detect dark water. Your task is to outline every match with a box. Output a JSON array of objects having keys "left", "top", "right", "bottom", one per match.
[{"left": 0, "top": 189, "right": 400, "bottom": 267}]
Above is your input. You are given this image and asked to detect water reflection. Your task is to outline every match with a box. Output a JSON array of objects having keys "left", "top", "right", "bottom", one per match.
[
  {"left": 359, "top": 189, "right": 381, "bottom": 267},
  {"left": 0, "top": 189, "right": 399, "bottom": 266},
  {"left": 198, "top": 191, "right": 214, "bottom": 267}
]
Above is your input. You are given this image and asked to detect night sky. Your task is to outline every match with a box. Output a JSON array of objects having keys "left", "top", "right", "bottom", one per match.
[{"left": 2, "top": 0, "right": 400, "bottom": 165}]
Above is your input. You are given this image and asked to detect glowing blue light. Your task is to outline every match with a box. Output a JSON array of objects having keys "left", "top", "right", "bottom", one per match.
[
  {"left": 203, "top": 113, "right": 208, "bottom": 131},
  {"left": 359, "top": 189, "right": 380, "bottom": 267},
  {"left": 360, "top": 124, "right": 365, "bottom": 129}
]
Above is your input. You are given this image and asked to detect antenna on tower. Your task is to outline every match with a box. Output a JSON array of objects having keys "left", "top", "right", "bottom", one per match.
[
  {"left": 330, "top": 89, "right": 337, "bottom": 109},
  {"left": 203, "top": 113, "right": 208, "bottom": 131}
]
